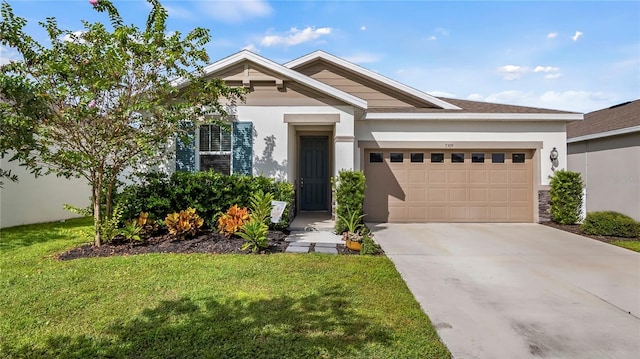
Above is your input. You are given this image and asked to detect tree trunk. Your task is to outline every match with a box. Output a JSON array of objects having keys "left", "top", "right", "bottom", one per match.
[{"left": 93, "top": 172, "right": 103, "bottom": 247}]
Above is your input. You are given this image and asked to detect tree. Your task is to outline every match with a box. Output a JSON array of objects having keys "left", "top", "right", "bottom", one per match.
[{"left": 0, "top": 0, "right": 245, "bottom": 245}]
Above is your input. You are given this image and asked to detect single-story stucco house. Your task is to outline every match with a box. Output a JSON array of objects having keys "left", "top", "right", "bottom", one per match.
[
  {"left": 173, "top": 50, "right": 582, "bottom": 223},
  {"left": 567, "top": 99, "right": 640, "bottom": 221}
]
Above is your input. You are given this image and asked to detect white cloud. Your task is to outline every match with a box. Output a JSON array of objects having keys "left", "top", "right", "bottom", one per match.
[
  {"left": 475, "top": 90, "right": 616, "bottom": 113},
  {"left": 427, "top": 36, "right": 437, "bottom": 41},
  {"left": 547, "top": 32, "right": 557, "bottom": 39},
  {"left": 544, "top": 73, "right": 562, "bottom": 80},
  {"left": 467, "top": 93, "right": 485, "bottom": 101},
  {"left": 62, "top": 31, "right": 86, "bottom": 43},
  {"left": 360, "top": 25, "right": 367, "bottom": 31},
  {"left": 534, "top": 66, "right": 560, "bottom": 73},
  {"left": 572, "top": 30, "right": 583, "bottom": 41},
  {"left": 0, "top": 46, "right": 21, "bottom": 66},
  {"left": 435, "top": 28, "right": 450, "bottom": 36},
  {"left": 428, "top": 90, "right": 457, "bottom": 98},
  {"left": 242, "top": 43, "right": 259, "bottom": 53},
  {"left": 198, "top": 0, "right": 272, "bottom": 23},
  {"left": 164, "top": 4, "right": 194, "bottom": 19},
  {"left": 260, "top": 27, "right": 332, "bottom": 47},
  {"left": 497, "top": 65, "right": 530, "bottom": 80},
  {"left": 342, "top": 52, "right": 382, "bottom": 64}
]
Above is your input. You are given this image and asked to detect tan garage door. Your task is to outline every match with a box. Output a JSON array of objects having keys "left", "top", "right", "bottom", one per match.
[{"left": 364, "top": 149, "right": 533, "bottom": 222}]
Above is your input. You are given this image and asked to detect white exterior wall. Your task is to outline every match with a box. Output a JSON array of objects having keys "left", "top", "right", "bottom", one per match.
[
  {"left": 356, "top": 120, "right": 567, "bottom": 186},
  {"left": 234, "top": 105, "right": 356, "bottom": 181},
  {"left": 0, "top": 157, "right": 90, "bottom": 228}
]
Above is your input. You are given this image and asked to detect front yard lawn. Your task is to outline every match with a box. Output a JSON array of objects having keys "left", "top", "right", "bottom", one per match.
[{"left": 0, "top": 218, "right": 449, "bottom": 358}]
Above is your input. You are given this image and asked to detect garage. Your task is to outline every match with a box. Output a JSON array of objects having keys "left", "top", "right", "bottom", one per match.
[{"left": 364, "top": 149, "right": 534, "bottom": 222}]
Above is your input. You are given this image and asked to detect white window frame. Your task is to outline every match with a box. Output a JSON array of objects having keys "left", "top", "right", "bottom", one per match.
[{"left": 196, "top": 123, "right": 233, "bottom": 174}]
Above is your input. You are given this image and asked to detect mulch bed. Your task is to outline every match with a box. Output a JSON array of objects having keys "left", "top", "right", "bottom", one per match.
[
  {"left": 541, "top": 221, "right": 640, "bottom": 243},
  {"left": 58, "top": 229, "right": 359, "bottom": 260}
]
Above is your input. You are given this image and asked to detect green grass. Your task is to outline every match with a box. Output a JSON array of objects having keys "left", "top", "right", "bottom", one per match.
[
  {"left": 612, "top": 240, "right": 640, "bottom": 253},
  {"left": 0, "top": 218, "right": 450, "bottom": 358}
]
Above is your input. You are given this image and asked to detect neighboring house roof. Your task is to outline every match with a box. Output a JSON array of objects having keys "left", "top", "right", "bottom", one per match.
[
  {"left": 284, "top": 50, "right": 461, "bottom": 110},
  {"left": 567, "top": 99, "right": 640, "bottom": 142}
]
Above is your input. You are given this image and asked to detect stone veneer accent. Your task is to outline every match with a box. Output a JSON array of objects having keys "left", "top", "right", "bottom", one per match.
[{"left": 538, "top": 189, "right": 551, "bottom": 222}]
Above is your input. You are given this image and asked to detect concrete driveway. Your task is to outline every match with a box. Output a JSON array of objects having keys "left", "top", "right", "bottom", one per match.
[{"left": 369, "top": 223, "right": 640, "bottom": 359}]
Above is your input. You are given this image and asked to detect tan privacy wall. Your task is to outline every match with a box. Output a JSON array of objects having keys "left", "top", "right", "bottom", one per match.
[
  {"left": 364, "top": 149, "right": 534, "bottom": 222},
  {"left": 568, "top": 133, "right": 640, "bottom": 221}
]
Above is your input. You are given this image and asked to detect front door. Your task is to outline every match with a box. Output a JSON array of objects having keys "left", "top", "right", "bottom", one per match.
[{"left": 300, "top": 136, "right": 329, "bottom": 211}]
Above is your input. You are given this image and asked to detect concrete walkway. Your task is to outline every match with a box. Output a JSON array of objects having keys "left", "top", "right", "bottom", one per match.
[
  {"left": 284, "top": 213, "right": 342, "bottom": 254},
  {"left": 370, "top": 223, "right": 640, "bottom": 359}
]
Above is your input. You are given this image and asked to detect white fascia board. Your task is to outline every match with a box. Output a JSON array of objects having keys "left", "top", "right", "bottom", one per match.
[
  {"left": 567, "top": 125, "right": 640, "bottom": 143},
  {"left": 284, "top": 51, "right": 461, "bottom": 110},
  {"left": 174, "top": 50, "right": 368, "bottom": 109},
  {"left": 365, "top": 112, "right": 584, "bottom": 121}
]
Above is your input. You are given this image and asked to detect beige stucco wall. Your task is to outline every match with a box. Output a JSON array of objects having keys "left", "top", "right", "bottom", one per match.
[
  {"left": 568, "top": 132, "right": 640, "bottom": 221},
  {"left": 0, "top": 157, "right": 90, "bottom": 228},
  {"left": 231, "top": 105, "right": 356, "bottom": 182},
  {"left": 355, "top": 119, "right": 567, "bottom": 187}
]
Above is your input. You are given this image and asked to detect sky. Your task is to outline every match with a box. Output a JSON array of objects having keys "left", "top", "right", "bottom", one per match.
[{"left": 1, "top": 0, "right": 639, "bottom": 113}]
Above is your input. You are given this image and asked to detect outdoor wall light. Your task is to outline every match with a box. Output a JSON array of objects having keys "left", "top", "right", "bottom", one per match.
[{"left": 550, "top": 147, "right": 559, "bottom": 171}]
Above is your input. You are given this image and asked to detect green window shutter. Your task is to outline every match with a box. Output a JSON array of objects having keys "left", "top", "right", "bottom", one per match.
[
  {"left": 175, "top": 121, "right": 195, "bottom": 172},
  {"left": 232, "top": 121, "right": 253, "bottom": 175}
]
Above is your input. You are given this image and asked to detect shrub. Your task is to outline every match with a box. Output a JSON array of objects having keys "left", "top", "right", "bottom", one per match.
[
  {"left": 360, "top": 233, "right": 380, "bottom": 255},
  {"left": 549, "top": 170, "right": 584, "bottom": 225},
  {"left": 333, "top": 170, "right": 366, "bottom": 233},
  {"left": 581, "top": 211, "right": 640, "bottom": 238},
  {"left": 249, "top": 190, "right": 275, "bottom": 225},
  {"left": 217, "top": 205, "right": 250, "bottom": 237},
  {"left": 116, "top": 171, "right": 294, "bottom": 230},
  {"left": 165, "top": 208, "right": 204, "bottom": 239},
  {"left": 238, "top": 219, "right": 269, "bottom": 253}
]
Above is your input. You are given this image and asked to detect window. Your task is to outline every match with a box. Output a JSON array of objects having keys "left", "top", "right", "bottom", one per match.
[
  {"left": 451, "top": 153, "right": 465, "bottom": 163},
  {"left": 390, "top": 153, "right": 404, "bottom": 163},
  {"left": 512, "top": 153, "right": 526, "bottom": 163},
  {"left": 492, "top": 153, "right": 505, "bottom": 163},
  {"left": 410, "top": 153, "right": 424, "bottom": 163},
  {"left": 199, "top": 124, "right": 232, "bottom": 174},
  {"left": 369, "top": 152, "right": 383, "bottom": 163},
  {"left": 431, "top": 153, "right": 444, "bottom": 163},
  {"left": 471, "top": 153, "right": 485, "bottom": 163}
]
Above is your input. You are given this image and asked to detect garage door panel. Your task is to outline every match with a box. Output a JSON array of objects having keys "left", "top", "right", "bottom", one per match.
[
  {"left": 469, "top": 169, "right": 489, "bottom": 184},
  {"left": 449, "top": 188, "right": 468, "bottom": 202},
  {"left": 429, "top": 169, "right": 447, "bottom": 184},
  {"left": 428, "top": 188, "right": 447, "bottom": 201},
  {"left": 469, "top": 188, "right": 488, "bottom": 201},
  {"left": 364, "top": 149, "right": 533, "bottom": 223},
  {"left": 448, "top": 170, "right": 467, "bottom": 184}
]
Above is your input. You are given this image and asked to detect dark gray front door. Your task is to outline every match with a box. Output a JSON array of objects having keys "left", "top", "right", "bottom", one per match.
[{"left": 300, "top": 136, "right": 329, "bottom": 211}]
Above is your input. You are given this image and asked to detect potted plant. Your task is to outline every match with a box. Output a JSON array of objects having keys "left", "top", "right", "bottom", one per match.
[{"left": 337, "top": 208, "right": 366, "bottom": 251}]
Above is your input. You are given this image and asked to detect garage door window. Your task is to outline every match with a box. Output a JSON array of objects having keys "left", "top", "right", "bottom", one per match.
[
  {"left": 390, "top": 153, "right": 404, "bottom": 162},
  {"left": 369, "top": 152, "right": 384, "bottom": 163},
  {"left": 411, "top": 153, "right": 424, "bottom": 163},
  {"left": 431, "top": 153, "right": 444, "bottom": 163},
  {"left": 492, "top": 153, "right": 505, "bottom": 163},
  {"left": 451, "top": 153, "right": 465, "bottom": 163},
  {"left": 472, "top": 153, "right": 485, "bottom": 163},
  {"left": 512, "top": 153, "right": 526, "bottom": 163}
]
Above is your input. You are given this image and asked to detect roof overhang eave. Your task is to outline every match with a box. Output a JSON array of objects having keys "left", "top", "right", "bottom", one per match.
[{"left": 365, "top": 112, "right": 584, "bottom": 121}]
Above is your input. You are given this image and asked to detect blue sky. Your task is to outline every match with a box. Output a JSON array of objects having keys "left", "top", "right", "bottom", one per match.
[{"left": 1, "top": 0, "right": 638, "bottom": 113}]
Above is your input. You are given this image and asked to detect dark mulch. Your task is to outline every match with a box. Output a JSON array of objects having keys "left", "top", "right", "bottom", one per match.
[
  {"left": 541, "top": 221, "right": 640, "bottom": 243},
  {"left": 58, "top": 229, "right": 360, "bottom": 260}
]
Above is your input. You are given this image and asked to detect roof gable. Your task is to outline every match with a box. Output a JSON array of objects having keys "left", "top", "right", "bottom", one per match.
[
  {"left": 285, "top": 51, "right": 461, "bottom": 110},
  {"left": 175, "top": 50, "right": 367, "bottom": 109}
]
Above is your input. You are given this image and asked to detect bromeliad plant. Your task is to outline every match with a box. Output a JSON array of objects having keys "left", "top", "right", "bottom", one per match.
[
  {"left": 217, "top": 205, "right": 250, "bottom": 237},
  {"left": 165, "top": 207, "right": 204, "bottom": 239},
  {"left": 337, "top": 207, "right": 366, "bottom": 243}
]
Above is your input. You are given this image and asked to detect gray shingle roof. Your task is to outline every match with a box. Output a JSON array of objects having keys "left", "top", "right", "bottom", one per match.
[
  {"left": 366, "top": 97, "right": 580, "bottom": 114},
  {"left": 567, "top": 99, "right": 640, "bottom": 139}
]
